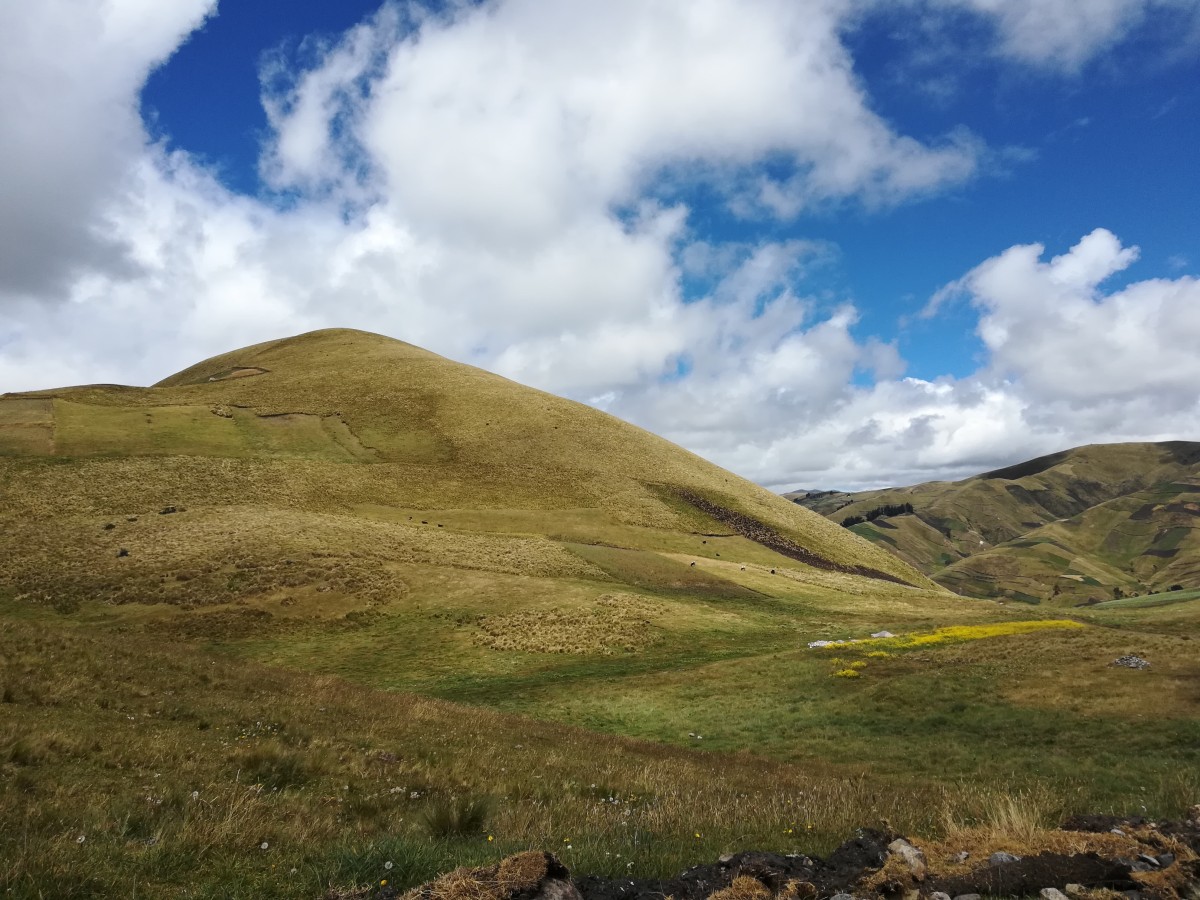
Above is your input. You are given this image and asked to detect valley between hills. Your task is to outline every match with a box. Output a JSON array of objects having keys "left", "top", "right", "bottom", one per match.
[{"left": 1, "top": 329, "right": 1197, "bottom": 898}]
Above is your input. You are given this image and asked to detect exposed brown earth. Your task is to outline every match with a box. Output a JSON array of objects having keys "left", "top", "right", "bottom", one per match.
[
  {"left": 678, "top": 490, "right": 916, "bottom": 587},
  {"left": 376, "top": 814, "right": 1200, "bottom": 900}
]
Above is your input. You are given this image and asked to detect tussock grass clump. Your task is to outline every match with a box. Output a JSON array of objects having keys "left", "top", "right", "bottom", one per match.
[
  {"left": 940, "top": 787, "right": 1065, "bottom": 845},
  {"left": 422, "top": 796, "right": 492, "bottom": 839},
  {"left": 474, "top": 594, "right": 665, "bottom": 655},
  {"left": 709, "top": 875, "right": 773, "bottom": 900},
  {"left": 401, "top": 850, "right": 550, "bottom": 900},
  {"left": 233, "top": 742, "right": 322, "bottom": 791}
]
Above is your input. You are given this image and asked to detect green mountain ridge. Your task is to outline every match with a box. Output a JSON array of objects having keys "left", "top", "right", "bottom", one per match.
[{"left": 790, "top": 441, "right": 1200, "bottom": 605}]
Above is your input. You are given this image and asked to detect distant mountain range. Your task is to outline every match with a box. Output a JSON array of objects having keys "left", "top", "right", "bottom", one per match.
[{"left": 788, "top": 441, "right": 1200, "bottom": 606}]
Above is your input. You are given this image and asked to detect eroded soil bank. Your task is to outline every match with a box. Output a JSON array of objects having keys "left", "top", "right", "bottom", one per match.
[{"left": 353, "top": 812, "right": 1200, "bottom": 900}]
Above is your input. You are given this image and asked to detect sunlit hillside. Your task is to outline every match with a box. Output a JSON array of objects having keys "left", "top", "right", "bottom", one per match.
[{"left": 792, "top": 442, "right": 1200, "bottom": 604}]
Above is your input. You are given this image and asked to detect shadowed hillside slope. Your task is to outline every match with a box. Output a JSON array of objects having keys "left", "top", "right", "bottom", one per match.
[{"left": 791, "top": 442, "right": 1200, "bottom": 604}]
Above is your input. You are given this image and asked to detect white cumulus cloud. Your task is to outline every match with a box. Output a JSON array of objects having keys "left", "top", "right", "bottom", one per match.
[
  {"left": 1, "top": 0, "right": 1198, "bottom": 493},
  {"left": 929, "top": 0, "right": 1200, "bottom": 72}
]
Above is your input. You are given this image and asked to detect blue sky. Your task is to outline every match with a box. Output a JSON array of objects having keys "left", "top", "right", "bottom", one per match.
[
  {"left": 3, "top": 0, "right": 1200, "bottom": 489},
  {"left": 139, "top": 0, "right": 1200, "bottom": 385}
]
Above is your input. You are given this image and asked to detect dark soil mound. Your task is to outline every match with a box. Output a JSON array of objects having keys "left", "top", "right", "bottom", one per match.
[{"left": 924, "top": 852, "right": 1137, "bottom": 898}]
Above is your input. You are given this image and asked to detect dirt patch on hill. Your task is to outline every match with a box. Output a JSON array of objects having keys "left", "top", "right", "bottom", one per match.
[{"left": 207, "top": 366, "right": 269, "bottom": 381}]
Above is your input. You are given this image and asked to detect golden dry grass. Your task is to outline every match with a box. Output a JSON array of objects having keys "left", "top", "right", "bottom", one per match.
[
  {"left": 708, "top": 876, "right": 773, "bottom": 900},
  {"left": 474, "top": 594, "right": 666, "bottom": 655},
  {"left": 401, "top": 851, "right": 551, "bottom": 900},
  {"left": 3, "top": 328, "right": 928, "bottom": 588}
]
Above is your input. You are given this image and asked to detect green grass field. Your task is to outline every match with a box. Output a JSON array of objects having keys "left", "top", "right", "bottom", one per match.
[{"left": 2, "top": 330, "right": 1197, "bottom": 898}]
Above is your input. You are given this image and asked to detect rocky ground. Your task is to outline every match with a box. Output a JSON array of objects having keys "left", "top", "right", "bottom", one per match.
[{"left": 356, "top": 810, "right": 1200, "bottom": 900}]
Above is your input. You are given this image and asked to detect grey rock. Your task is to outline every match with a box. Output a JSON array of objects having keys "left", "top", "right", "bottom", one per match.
[
  {"left": 1109, "top": 655, "right": 1150, "bottom": 669},
  {"left": 951, "top": 851, "right": 970, "bottom": 863},
  {"left": 888, "top": 838, "right": 927, "bottom": 881},
  {"left": 930, "top": 893, "right": 952, "bottom": 900},
  {"left": 830, "top": 893, "right": 855, "bottom": 900},
  {"left": 989, "top": 852, "right": 1022, "bottom": 866},
  {"left": 718, "top": 854, "right": 734, "bottom": 865},
  {"left": 1110, "top": 828, "right": 1127, "bottom": 836},
  {"left": 535, "top": 879, "right": 583, "bottom": 900},
  {"left": 1157, "top": 853, "right": 1175, "bottom": 868},
  {"left": 1040, "top": 889, "right": 1069, "bottom": 900},
  {"left": 952, "top": 894, "right": 982, "bottom": 900},
  {"left": 1138, "top": 854, "right": 1160, "bottom": 867},
  {"left": 1065, "top": 886, "right": 1087, "bottom": 898}
]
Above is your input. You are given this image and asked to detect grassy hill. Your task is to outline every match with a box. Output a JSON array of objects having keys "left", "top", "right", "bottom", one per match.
[
  {"left": 791, "top": 442, "right": 1200, "bottom": 605},
  {"left": 2, "top": 331, "right": 1198, "bottom": 897}
]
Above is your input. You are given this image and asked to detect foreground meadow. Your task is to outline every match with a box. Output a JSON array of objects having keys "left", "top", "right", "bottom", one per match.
[{"left": 2, "top": 584, "right": 1196, "bottom": 898}]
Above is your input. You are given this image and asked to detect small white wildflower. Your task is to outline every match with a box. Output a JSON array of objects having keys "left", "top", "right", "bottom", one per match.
[
  {"left": 385, "top": 861, "right": 394, "bottom": 870},
  {"left": 190, "top": 790, "right": 199, "bottom": 801},
  {"left": 76, "top": 835, "right": 86, "bottom": 844},
  {"left": 260, "top": 841, "right": 269, "bottom": 850}
]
